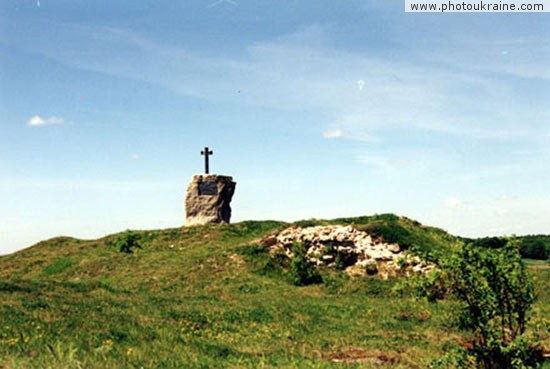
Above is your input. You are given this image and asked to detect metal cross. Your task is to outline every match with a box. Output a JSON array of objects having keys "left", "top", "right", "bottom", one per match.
[{"left": 201, "top": 147, "right": 213, "bottom": 174}]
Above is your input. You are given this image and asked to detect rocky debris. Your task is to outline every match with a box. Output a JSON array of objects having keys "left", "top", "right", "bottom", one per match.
[
  {"left": 185, "top": 174, "right": 236, "bottom": 226},
  {"left": 261, "top": 225, "right": 434, "bottom": 277}
]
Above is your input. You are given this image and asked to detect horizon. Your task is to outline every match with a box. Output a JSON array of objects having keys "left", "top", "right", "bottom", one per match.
[
  {"left": 2, "top": 212, "right": 549, "bottom": 256},
  {"left": 1, "top": 1, "right": 549, "bottom": 254}
]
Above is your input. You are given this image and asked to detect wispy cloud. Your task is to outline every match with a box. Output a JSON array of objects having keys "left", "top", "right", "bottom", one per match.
[
  {"left": 206, "top": 0, "right": 238, "bottom": 9},
  {"left": 10, "top": 21, "right": 547, "bottom": 143},
  {"left": 443, "top": 197, "right": 463, "bottom": 209},
  {"left": 27, "top": 115, "right": 64, "bottom": 127},
  {"left": 322, "top": 129, "right": 343, "bottom": 138},
  {"left": 355, "top": 153, "right": 417, "bottom": 170}
]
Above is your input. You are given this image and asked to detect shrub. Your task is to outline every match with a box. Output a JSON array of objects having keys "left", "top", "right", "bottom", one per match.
[
  {"left": 113, "top": 231, "right": 142, "bottom": 254},
  {"left": 440, "top": 241, "right": 541, "bottom": 368},
  {"left": 255, "top": 252, "right": 286, "bottom": 278},
  {"left": 395, "top": 268, "right": 448, "bottom": 302},
  {"left": 401, "top": 240, "right": 542, "bottom": 368},
  {"left": 288, "top": 242, "right": 322, "bottom": 286},
  {"left": 429, "top": 344, "right": 475, "bottom": 368}
]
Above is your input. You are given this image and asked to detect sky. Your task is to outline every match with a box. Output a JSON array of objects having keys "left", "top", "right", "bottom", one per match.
[{"left": 0, "top": 0, "right": 548, "bottom": 254}]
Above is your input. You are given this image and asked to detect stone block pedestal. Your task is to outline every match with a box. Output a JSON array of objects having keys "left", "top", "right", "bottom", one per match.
[{"left": 185, "top": 174, "right": 236, "bottom": 226}]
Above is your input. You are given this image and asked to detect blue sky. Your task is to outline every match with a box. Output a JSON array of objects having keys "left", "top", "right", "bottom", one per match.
[{"left": 0, "top": 0, "right": 548, "bottom": 254}]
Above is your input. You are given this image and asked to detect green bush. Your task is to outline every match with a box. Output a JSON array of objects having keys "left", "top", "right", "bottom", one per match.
[
  {"left": 288, "top": 242, "right": 322, "bottom": 286},
  {"left": 395, "top": 268, "right": 448, "bottom": 302},
  {"left": 439, "top": 242, "right": 541, "bottom": 368},
  {"left": 429, "top": 344, "right": 474, "bottom": 368},
  {"left": 112, "top": 230, "right": 142, "bottom": 254}
]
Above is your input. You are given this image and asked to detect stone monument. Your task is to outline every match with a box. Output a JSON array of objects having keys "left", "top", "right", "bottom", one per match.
[{"left": 185, "top": 147, "right": 236, "bottom": 226}]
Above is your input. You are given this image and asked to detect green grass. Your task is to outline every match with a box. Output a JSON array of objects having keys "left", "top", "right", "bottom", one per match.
[
  {"left": 41, "top": 258, "right": 78, "bottom": 276},
  {"left": 0, "top": 216, "right": 548, "bottom": 368}
]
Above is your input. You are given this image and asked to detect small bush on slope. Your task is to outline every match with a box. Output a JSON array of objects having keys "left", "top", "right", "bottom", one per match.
[
  {"left": 402, "top": 241, "right": 544, "bottom": 368},
  {"left": 288, "top": 242, "right": 322, "bottom": 286},
  {"left": 110, "top": 230, "right": 142, "bottom": 254}
]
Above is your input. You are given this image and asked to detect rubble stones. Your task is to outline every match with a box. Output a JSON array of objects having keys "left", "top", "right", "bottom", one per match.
[
  {"left": 261, "top": 225, "right": 434, "bottom": 277},
  {"left": 364, "top": 260, "right": 379, "bottom": 275}
]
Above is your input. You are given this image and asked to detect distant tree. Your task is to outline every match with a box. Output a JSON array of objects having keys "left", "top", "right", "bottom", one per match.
[
  {"left": 519, "top": 236, "right": 549, "bottom": 260},
  {"left": 465, "top": 235, "right": 549, "bottom": 260},
  {"left": 470, "top": 236, "right": 508, "bottom": 250}
]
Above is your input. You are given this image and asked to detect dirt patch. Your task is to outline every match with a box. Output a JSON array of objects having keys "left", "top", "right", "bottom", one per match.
[{"left": 326, "top": 348, "right": 397, "bottom": 365}]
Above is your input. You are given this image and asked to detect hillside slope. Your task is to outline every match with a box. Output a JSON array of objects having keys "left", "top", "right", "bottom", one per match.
[{"left": 1, "top": 215, "right": 547, "bottom": 369}]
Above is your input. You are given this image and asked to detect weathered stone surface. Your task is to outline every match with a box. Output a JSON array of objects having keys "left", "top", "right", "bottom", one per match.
[
  {"left": 387, "top": 244, "right": 401, "bottom": 253},
  {"left": 364, "top": 260, "right": 379, "bottom": 275},
  {"left": 185, "top": 174, "right": 236, "bottom": 226}
]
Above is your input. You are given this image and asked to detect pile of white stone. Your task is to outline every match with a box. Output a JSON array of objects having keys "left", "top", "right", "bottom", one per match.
[{"left": 261, "top": 225, "right": 434, "bottom": 277}]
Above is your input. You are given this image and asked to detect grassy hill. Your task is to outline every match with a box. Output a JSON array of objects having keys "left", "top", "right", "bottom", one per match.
[{"left": 0, "top": 215, "right": 548, "bottom": 368}]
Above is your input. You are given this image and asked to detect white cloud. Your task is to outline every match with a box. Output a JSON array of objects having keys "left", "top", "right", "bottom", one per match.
[
  {"left": 322, "top": 129, "right": 343, "bottom": 138},
  {"left": 27, "top": 116, "right": 45, "bottom": 126},
  {"left": 356, "top": 155, "right": 390, "bottom": 169},
  {"left": 27, "top": 115, "right": 64, "bottom": 127},
  {"left": 495, "top": 208, "right": 509, "bottom": 216},
  {"left": 497, "top": 195, "right": 516, "bottom": 202},
  {"left": 388, "top": 159, "right": 412, "bottom": 167},
  {"left": 131, "top": 154, "right": 140, "bottom": 160},
  {"left": 443, "top": 197, "right": 463, "bottom": 209}
]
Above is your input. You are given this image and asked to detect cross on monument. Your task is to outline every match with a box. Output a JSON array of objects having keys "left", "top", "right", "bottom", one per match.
[{"left": 201, "top": 147, "right": 213, "bottom": 174}]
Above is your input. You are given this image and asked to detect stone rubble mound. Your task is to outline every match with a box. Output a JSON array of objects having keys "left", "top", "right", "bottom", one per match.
[{"left": 261, "top": 225, "right": 434, "bottom": 277}]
